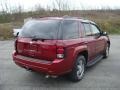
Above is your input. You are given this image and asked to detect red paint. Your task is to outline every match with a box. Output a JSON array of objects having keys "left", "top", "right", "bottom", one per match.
[{"left": 12, "top": 17, "right": 110, "bottom": 76}]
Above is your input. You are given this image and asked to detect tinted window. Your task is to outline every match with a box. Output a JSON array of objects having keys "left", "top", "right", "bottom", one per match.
[
  {"left": 83, "top": 23, "right": 92, "bottom": 36},
  {"left": 91, "top": 24, "right": 100, "bottom": 34},
  {"left": 62, "top": 20, "right": 79, "bottom": 39},
  {"left": 19, "top": 20, "right": 60, "bottom": 39}
]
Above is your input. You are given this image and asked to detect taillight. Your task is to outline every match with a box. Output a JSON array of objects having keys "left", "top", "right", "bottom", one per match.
[{"left": 57, "top": 46, "right": 64, "bottom": 59}]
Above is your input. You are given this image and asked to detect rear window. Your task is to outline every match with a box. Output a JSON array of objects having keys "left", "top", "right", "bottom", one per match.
[{"left": 19, "top": 20, "right": 60, "bottom": 39}]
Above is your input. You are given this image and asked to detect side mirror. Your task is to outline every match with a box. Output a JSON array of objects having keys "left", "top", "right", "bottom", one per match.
[
  {"left": 103, "top": 32, "right": 108, "bottom": 35},
  {"left": 101, "top": 31, "right": 108, "bottom": 36}
]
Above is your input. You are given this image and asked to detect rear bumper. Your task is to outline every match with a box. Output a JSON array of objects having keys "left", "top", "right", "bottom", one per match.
[{"left": 12, "top": 51, "right": 71, "bottom": 75}]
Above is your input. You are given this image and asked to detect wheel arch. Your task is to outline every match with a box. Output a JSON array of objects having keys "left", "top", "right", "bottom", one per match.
[
  {"left": 77, "top": 50, "right": 88, "bottom": 65},
  {"left": 107, "top": 40, "right": 110, "bottom": 47},
  {"left": 71, "top": 46, "right": 88, "bottom": 69}
]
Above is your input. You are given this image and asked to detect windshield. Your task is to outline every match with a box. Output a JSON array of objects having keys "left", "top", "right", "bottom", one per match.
[{"left": 19, "top": 20, "right": 60, "bottom": 39}]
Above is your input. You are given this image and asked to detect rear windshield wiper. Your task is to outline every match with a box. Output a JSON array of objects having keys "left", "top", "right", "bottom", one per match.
[
  {"left": 31, "top": 34, "right": 53, "bottom": 41},
  {"left": 32, "top": 38, "right": 46, "bottom": 41}
]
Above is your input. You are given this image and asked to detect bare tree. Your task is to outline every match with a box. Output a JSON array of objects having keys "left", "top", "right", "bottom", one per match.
[
  {"left": 51, "top": 0, "right": 70, "bottom": 16},
  {"left": 53, "top": 0, "right": 70, "bottom": 11},
  {"left": 0, "top": 0, "right": 6, "bottom": 14},
  {"left": 34, "top": 4, "right": 45, "bottom": 12}
]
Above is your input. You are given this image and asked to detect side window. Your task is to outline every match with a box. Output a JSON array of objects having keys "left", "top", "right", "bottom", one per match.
[
  {"left": 62, "top": 20, "right": 79, "bottom": 39},
  {"left": 91, "top": 24, "right": 100, "bottom": 35},
  {"left": 83, "top": 23, "right": 92, "bottom": 36}
]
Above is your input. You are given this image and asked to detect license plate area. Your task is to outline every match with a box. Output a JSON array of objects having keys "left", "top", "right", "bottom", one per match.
[{"left": 29, "top": 43, "right": 37, "bottom": 57}]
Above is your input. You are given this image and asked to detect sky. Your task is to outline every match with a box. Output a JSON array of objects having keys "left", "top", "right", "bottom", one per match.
[{"left": 0, "top": 0, "right": 120, "bottom": 11}]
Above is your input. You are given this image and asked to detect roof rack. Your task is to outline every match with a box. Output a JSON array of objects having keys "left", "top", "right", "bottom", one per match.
[
  {"left": 62, "top": 15, "right": 96, "bottom": 24},
  {"left": 63, "top": 15, "right": 86, "bottom": 20},
  {"left": 63, "top": 15, "right": 72, "bottom": 18}
]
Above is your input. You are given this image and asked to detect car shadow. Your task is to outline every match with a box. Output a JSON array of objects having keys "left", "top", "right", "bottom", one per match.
[
  {"left": 19, "top": 57, "right": 109, "bottom": 87},
  {"left": 22, "top": 71, "right": 75, "bottom": 87}
]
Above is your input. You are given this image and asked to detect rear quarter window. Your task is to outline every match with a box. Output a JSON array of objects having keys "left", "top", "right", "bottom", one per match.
[{"left": 62, "top": 20, "right": 79, "bottom": 40}]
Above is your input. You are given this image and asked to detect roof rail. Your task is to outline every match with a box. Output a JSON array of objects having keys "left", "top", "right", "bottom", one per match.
[
  {"left": 63, "top": 15, "right": 86, "bottom": 20},
  {"left": 63, "top": 15, "right": 72, "bottom": 18}
]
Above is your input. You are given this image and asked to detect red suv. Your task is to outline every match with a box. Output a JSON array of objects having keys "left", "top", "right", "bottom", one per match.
[{"left": 12, "top": 16, "right": 110, "bottom": 82}]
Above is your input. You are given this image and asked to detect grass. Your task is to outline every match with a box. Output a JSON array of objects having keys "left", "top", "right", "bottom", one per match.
[
  {"left": 0, "top": 23, "right": 13, "bottom": 40},
  {"left": 0, "top": 22, "right": 23, "bottom": 40},
  {"left": 96, "top": 20, "right": 120, "bottom": 34}
]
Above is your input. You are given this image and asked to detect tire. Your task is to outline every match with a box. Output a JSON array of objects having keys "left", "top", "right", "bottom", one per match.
[
  {"left": 103, "top": 43, "right": 110, "bottom": 58},
  {"left": 68, "top": 55, "right": 86, "bottom": 82}
]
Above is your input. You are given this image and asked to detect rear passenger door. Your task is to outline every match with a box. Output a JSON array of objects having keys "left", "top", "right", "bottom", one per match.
[
  {"left": 81, "top": 22, "right": 96, "bottom": 61},
  {"left": 90, "top": 23, "right": 105, "bottom": 55}
]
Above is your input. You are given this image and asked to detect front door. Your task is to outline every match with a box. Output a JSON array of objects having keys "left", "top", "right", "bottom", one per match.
[{"left": 90, "top": 24, "right": 105, "bottom": 56}]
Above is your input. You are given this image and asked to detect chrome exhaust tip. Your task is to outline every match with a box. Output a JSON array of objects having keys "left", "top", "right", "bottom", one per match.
[
  {"left": 45, "top": 75, "right": 58, "bottom": 78},
  {"left": 45, "top": 75, "right": 50, "bottom": 78},
  {"left": 51, "top": 75, "right": 58, "bottom": 78},
  {"left": 25, "top": 66, "right": 32, "bottom": 71}
]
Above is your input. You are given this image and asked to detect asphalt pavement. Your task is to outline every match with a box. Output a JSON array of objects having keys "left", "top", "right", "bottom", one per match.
[{"left": 0, "top": 35, "right": 120, "bottom": 90}]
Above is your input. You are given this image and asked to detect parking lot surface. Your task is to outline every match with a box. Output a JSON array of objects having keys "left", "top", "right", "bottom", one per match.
[{"left": 0, "top": 35, "right": 120, "bottom": 90}]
